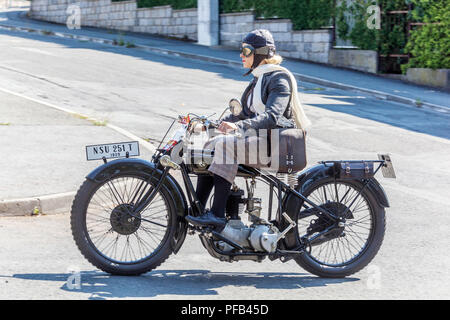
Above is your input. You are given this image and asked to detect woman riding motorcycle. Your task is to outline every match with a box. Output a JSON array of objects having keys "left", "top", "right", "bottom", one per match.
[{"left": 186, "top": 29, "right": 311, "bottom": 230}]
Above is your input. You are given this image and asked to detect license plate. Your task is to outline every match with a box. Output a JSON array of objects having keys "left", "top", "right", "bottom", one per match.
[
  {"left": 86, "top": 141, "right": 140, "bottom": 161},
  {"left": 378, "top": 154, "right": 396, "bottom": 178}
]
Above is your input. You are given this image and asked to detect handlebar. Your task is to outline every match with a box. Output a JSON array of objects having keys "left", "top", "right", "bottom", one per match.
[
  {"left": 182, "top": 115, "right": 241, "bottom": 138},
  {"left": 204, "top": 120, "right": 242, "bottom": 137}
]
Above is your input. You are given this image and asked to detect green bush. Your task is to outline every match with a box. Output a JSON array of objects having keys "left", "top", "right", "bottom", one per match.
[
  {"left": 347, "top": 0, "right": 379, "bottom": 51},
  {"left": 136, "top": 0, "right": 197, "bottom": 9},
  {"left": 402, "top": 0, "right": 450, "bottom": 71},
  {"left": 220, "top": 0, "right": 334, "bottom": 30},
  {"left": 335, "top": 0, "right": 449, "bottom": 71},
  {"left": 336, "top": 0, "right": 408, "bottom": 53}
]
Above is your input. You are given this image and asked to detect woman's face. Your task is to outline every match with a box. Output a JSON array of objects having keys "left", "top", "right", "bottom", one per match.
[{"left": 240, "top": 43, "right": 254, "bottom": 69}]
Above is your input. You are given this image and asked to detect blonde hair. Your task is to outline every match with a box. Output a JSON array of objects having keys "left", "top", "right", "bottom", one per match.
[{"left": 262, "top": 54, "right": 283, "bottom": 65}]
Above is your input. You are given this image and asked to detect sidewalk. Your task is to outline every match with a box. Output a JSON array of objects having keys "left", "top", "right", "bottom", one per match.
[
  {"left": 0, "top": 7, "right": 449, "bottom": 112},
  {"left": 0, "top": 89, "right": 154, "bottom": 216}
]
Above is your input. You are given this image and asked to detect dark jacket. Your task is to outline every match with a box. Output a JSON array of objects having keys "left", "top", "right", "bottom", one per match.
[{"left": 223, "top": 70, "right": 295, "bottom": 130}]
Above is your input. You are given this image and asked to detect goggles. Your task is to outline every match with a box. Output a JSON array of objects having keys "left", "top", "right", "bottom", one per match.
[{"left": 240, "top": 45, "right": 272, "bottom": 57}]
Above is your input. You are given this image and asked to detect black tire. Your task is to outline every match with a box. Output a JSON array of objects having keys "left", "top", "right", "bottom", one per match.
[
  {"left": 284, "top": 178, "right": 386, "bottom": 278},
  {"left": 71, "top": 172, "right": 177, "bottom": 275}
]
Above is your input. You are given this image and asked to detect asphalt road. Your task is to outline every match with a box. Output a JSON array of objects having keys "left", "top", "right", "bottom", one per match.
[
  {"left": 0, "top": 27, "right": 449, "bottom": 299},
  {"left": 0, "top": 89, "right": 156, "bottom": 199}
]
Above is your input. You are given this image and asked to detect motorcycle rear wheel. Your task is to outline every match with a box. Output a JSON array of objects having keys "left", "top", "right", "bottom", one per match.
[
  {"left": 284, "top": 178, "right": 386, "bottom": 278},
  {"left": 71, "top": 172, "right": 177, "bottom": 275}
]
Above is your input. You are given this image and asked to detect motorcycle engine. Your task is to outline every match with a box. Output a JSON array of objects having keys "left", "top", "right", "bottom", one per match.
[
  {"left": 218, "top": 220, "right": 280, "bottom": 253},
  {"left": 217, "top": 187, "right": 281, "bottom": 253}
]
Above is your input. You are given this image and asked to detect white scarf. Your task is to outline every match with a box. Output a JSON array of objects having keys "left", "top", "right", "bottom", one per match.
[{"left": 251, "top": 64, "right": 311, "bottom": 130}]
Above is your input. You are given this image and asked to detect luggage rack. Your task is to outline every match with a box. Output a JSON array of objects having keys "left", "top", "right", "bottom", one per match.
[{"left": 319, "top": 154, "right": 396, "bottom": 179}]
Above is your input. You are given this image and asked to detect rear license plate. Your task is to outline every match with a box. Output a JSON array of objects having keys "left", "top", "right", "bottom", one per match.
[
  {"left": 378, "top": 154, "right": 396, "bottom": 178},
  {"left": 86, "top": 141, "right": 140, "bottom": 161}
]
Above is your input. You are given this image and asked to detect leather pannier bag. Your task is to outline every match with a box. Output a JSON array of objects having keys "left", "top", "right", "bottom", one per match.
[
  {"left": 271, "top": 128, "right": 307, "bottom": 173},
  {"left": 337, "top": 161, "right": 374, "bottom": 180}
]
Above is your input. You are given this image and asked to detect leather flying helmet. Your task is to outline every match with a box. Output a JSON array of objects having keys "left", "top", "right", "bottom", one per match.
[{"left": 242, "top": 29, "right": 276, "bottom": 75}]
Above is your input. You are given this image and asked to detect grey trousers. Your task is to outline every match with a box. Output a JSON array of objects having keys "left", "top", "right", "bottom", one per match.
[{"left": 205, "top": 134, "right": 271, "bottom": 184}]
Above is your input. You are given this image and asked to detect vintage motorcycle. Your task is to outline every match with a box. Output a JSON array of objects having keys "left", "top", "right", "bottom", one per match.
[{"left": 71, "top": 101, "right": 396, "bottom": 278}]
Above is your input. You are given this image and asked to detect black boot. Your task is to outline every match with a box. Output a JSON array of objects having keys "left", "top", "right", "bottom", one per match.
[
  {"left": 186, "top": 175, "right": 231, "bottom": 230},
  {"left": 185, "top": 210, "right": 226, "bottom": 230},
  {"left": 195, "top": 175, "right": 214, "bottom": 209},
  {"left": 210, "top": 174, "right": 232, "bottom": 219}
]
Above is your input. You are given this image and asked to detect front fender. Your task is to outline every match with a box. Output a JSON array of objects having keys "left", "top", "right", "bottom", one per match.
[
  {"left": 86, "top": 158, "right": 188, "bottom": 254},
  {"left": 86, "top": 158, "right": 188, "bottom": 215}
]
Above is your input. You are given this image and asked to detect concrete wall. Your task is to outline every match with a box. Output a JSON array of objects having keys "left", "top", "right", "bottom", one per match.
[
  {"left": 30, "top": 0, "right": 198, "bottom": 40},
  {"left": 220, "top": 11, "right": 332, "bottom": 64},
  {"left": 30, "top": 1, "right": 333, "bottom": 64},
  {"left": 329, "top": 49, "right": 378, "bottom": 74},
  {"left": 406, "top": 68, "right": 450, "bottom": 90}
]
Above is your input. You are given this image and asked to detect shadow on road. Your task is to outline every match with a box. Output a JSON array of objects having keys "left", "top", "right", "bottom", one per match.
[
  {"left": 2, "top": 21, "right": 449, "bottom": 140},
  {"left": 304, "top": 92, "right": 450, "bottom": 140},
  {"left": 0, "top": 27, "right": 245, "bottom": 83},
  {"left": 10, "top": 269, "right": 359, "bottom": 299}
]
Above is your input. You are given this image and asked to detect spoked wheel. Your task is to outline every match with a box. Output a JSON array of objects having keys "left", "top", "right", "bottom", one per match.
[
  {"left": 71, "top": 172, "right": 177, "bottom": 275},
  {"left": 285, "top": 178, "right": 386, "bottom": 278}
]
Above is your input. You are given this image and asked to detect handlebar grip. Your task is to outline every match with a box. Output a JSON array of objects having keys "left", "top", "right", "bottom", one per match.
[
  {"left": 209, "top": 122, "right": 242, "bottom": 138},
  {"left": 208, "top": 121, "right": 219, "bottom": 129}
]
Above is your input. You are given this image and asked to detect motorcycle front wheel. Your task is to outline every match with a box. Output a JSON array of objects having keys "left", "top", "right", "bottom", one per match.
[
  {"left": 71, "top": 171, "right": 177, "bottom": 275},
  {"left": 284, "top": 178, "right": 386, "bottom": 278}
]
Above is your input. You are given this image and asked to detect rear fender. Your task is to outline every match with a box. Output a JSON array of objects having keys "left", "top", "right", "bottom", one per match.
[
  {"left": 283, "top": 162, "right": 390, "bottom": 215},
  {"left": 280, "top": 163, "right": 389, "bottom": 250},
  {"left": 282, "top": 164, "right": 333, "bottom": 220}
]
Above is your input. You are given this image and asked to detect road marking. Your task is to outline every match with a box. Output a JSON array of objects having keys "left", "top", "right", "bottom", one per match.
[
  {"left": 0, "top": 86, "right": 156, "bottom": 153},
  {"left": 0, "top": 86, "right": 158, "bottom": 215},
  {"left": 0, "top": 64, "right": 70, "bottom": 88},
  {"left": 0, "top": 46, "right": 183, "bottom": 208},
  {"left": 15, "top": 46, "right": 56, "bottom": 56}
]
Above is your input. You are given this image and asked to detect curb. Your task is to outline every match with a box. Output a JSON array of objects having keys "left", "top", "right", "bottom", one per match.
[
  {"left": 0, "top": 23, "right": 448, "bottom": 114},
  {"left": 0, "top": 192, "right": 75, "bottom": 217},
  {"left": 0, "top": 88, "right": 157, "bottom": 217}
]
